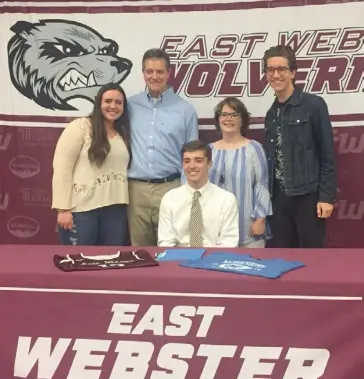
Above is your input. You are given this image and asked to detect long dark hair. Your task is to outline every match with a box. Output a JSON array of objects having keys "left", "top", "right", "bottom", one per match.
[{"left": 88, "top": 83, "right": 132, "bottom": 168}]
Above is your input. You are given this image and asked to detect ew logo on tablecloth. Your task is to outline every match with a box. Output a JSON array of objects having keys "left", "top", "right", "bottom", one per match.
[
  {"left": 9, "top": 155, "right": 40, "bottom": 179},
  {"left": 7, "top": 215, "right": 40, "bottom": 238}
]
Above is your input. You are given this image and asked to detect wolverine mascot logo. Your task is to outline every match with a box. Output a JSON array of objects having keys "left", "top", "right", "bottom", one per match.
[{"left": 7, "top": 19, "right": 133, "bottom": 110}]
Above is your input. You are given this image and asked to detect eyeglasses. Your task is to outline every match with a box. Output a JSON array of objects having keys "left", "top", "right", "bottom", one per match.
[
  {"left": 219, "top": 112, "right": 240, "bottom": 119},
  {"left": 264, "top": 66, "right": 290, "bottom": 76}
]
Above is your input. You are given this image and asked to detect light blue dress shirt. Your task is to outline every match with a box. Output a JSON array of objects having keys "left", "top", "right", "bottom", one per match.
[{"left": 128, "top": 87, "right": 199, "bottom": 180}]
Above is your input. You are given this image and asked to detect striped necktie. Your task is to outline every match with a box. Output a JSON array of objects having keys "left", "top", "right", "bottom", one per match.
[{"left": 189, "top": 190, "right": 203, "bottom": 247}]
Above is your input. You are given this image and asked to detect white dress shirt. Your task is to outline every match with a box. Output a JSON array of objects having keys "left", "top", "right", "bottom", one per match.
[{"left": 158, "top": 181, "right": 239, "bottom": 247}]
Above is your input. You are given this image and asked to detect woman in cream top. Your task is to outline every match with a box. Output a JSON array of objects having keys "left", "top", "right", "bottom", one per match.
[{"left": 52, "top": 83, "right": 131, "bottom": 246}]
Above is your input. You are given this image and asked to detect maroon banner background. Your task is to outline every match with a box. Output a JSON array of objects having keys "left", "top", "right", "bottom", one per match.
[
  {"left": 0, "top": 125, "right": 363, "bottom": 246},
  {"left": 1, "top": 0, "right": 363, "bottom": 247}
]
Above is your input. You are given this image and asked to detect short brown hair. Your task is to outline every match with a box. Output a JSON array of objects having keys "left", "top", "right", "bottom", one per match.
[
  {"left": 181, "top": 140, "right": 212, "bottom": 162},
  {"left": 142, "top": 48, "right": 170, "bottom": 70},
  {"left": 214, "top": 97, "right": 251, "bottom": 137},
  {"left": 263, "top": 45, "right": 297, "bottom": 72}
]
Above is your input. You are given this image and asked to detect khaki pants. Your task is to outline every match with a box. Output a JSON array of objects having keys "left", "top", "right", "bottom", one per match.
[
  {"left": 240, "top": 240, "right": 265, "bottom": 248},
  {"left": 127, "top": 179, "right": 180, "bottom": 246}
]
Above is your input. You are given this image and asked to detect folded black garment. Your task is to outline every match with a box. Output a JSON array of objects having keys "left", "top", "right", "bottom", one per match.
[{"left": 54, "top": 250, "right": 159, "bottom": 271}]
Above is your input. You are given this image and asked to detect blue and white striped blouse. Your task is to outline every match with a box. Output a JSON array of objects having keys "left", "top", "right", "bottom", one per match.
[{"left": 209, "top": 140, "right": 272, "bottom": 246}]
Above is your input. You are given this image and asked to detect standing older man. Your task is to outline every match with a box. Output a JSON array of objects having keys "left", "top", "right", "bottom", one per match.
[{"left": 127, "top": 48, "right": 199, "bottom": 246}]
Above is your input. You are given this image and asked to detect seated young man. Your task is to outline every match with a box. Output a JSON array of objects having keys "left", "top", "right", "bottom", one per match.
[{"left": 158, "top": 140, "right": 239, "bottom": 247}]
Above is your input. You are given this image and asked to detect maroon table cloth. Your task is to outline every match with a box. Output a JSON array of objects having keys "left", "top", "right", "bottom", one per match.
[{"left": 1, "top": 245, "right": 363, "bottom": 379}]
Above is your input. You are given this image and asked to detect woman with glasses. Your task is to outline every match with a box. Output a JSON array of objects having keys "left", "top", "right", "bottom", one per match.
[{"left": 209, "top": 97, "right": 272, "bottom": 247}]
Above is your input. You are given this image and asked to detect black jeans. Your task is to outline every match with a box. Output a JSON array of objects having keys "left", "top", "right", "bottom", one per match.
[
  {"left": 266, "top": 182, "right": 326, "bottom": 248},
  {"left": 58, "top": 204, "right": 128, "bottom": 246}
]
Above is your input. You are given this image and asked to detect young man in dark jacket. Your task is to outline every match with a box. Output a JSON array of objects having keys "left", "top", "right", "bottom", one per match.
[{"left": 263, "top": 45, "right": 337, "bottom": 248}]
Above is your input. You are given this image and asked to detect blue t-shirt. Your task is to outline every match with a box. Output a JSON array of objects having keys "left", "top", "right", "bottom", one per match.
[
  {"left": 180, "top": 253, "right": 304, "bottom": 279},
  {"left": 156, "top": 249, "right": 205, "bottom": 261}
]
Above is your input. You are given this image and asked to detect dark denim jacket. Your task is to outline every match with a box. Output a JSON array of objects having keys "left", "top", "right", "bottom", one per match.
[{"left": 264, "top": 87, "right": 337, "bottom": 204}]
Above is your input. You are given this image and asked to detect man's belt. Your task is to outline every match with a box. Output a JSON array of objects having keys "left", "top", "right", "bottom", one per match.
[{"left": 129, "top": 172, "right": 180, "bottom": 184}]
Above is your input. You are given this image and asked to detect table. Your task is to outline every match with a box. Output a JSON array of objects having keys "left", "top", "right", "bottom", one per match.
[{"left": 1, "top": 245, "right": 364, "bottom": 379}]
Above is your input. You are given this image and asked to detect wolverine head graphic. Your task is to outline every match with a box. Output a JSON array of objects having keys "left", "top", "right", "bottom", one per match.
[{"left": 7, "top": 19, "right": 133, "bottom": 110}]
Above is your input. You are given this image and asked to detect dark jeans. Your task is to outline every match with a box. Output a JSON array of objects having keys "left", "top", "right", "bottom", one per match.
[
  {"left": 58, "top": 204, "right": 128, "bottom": 246},
  {"left": 266, "top": 183, "right": 326, "bottom": 248}
]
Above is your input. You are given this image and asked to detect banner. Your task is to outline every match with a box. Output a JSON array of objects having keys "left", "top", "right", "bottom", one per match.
[
  {"left": 1, "top": 289, "right": 363, "bottom": 378},
  {"left": 0, "top": 0, "right": 364, "bottom": 245}
]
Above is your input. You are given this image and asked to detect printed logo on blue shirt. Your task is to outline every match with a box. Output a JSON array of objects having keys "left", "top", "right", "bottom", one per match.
[{"left": 214, "top": 259, "right": 266, "bottom": 272}]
